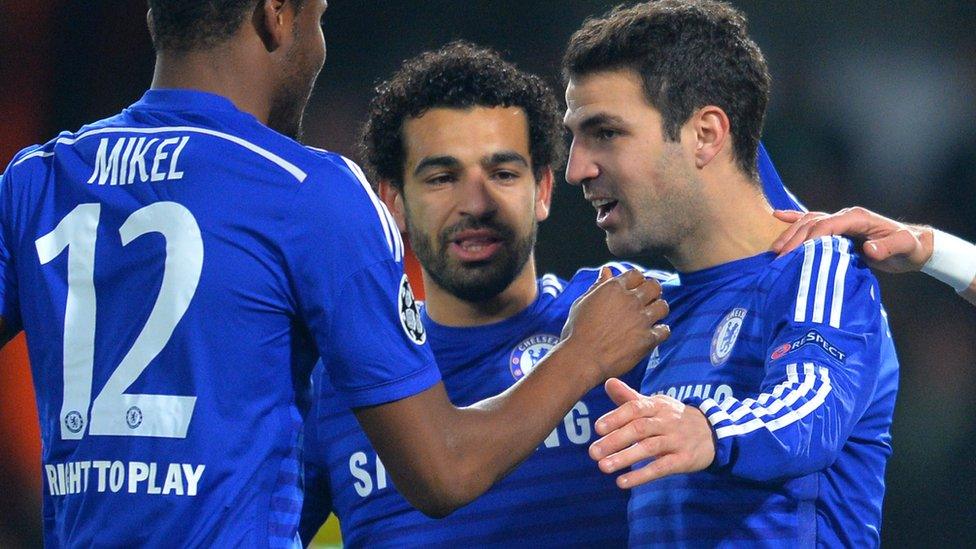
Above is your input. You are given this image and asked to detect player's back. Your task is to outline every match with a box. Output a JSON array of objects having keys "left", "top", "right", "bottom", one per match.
[{"left": 0, "top": 89, "right": 372, "bottom": 547}]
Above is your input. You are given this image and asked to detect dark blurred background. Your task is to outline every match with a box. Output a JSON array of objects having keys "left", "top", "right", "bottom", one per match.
[{"left": 1, "top": 1, "right": 974, "bottom": 546}]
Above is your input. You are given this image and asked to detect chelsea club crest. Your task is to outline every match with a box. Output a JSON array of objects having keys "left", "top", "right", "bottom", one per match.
[
  {"left": 710, "top": 307, "right": 747, "bottom": 366},
  {"left": 510, "top": 334, "right": 560, "bottom": 380}
]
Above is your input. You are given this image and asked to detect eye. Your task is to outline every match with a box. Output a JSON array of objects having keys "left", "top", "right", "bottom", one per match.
[
  {"left": 492, "top": 170, "right": 520, "bottom": 181},
  {"left": 426, "top": 173, "right": 457, "bottom": 186},
  {"left": 596, "top": 128, "right": 619, "bottom": 141}
]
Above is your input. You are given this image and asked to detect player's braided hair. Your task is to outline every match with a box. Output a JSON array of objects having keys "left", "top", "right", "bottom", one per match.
[
  {"left": 563, "top": 0, "right": 770, "bottom": 179},
  {"left": 361, "top": 41, "right": 564, "bottom": 190},
  {"left": 147, "top": 0, "right": 306, "bottom": 52}
]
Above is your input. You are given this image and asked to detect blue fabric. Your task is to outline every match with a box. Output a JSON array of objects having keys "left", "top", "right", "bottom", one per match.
[
  {"left": 0, "top": 89, "right": 439, "bottom": 547},
  {"left": 300, "top": 264, "right": 672, "bottom": 548},
  {"left": 629, "top": 237, "right": 898, "bottom": 547}
]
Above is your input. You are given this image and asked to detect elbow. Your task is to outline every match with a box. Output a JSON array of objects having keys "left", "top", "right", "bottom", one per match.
[{"left": 398, "top": 459, "right": 488, "bottom": 518}]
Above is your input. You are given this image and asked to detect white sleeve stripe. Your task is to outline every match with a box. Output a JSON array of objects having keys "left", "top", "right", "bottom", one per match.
[
  {"left": 811, "top": 236, "right": 834, "bottom": 324},
  {"left": 701, "top": 362, "right": 832, "bottom": 439},
  {"left": 13, "top": 125, "right": 307, "bottom": 182},
  {"left": 542, "top": 287, "right": 560, "bottom": 298},
  {"left": 829, "top": 239, "right": 852, "bottom": 328},
  {"left": 724, "top": 364, "right": 813, "bottom": 422},
  {"left": 341, "top": 157, "right": 402, "bottom": 262},
  {"left": 794, "top": 240, "right": 817, "bottom": 322},
  {"left": 345, "top": 160, "right": 405, "bottom": 261}
]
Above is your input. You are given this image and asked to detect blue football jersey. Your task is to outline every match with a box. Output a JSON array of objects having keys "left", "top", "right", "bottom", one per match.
[
  {"left": 0, "top": 90, "right": 440, "bottom": 547},
  {"left": 300, "top": 264, "right": 668, "bottom": 548},
  {"left": 629, "top": 237, "right": 899, "bottom": 547}
]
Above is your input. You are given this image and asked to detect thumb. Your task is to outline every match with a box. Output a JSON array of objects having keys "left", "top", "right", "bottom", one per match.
[
  {"left": 585, "top": 266, "right": 613, "bottom": 295},
  {"left": 605, "top": 377, "right": 642, "bottom": 407},
  {"left": 865, "top": 229, "right": 914, "bottom": 262}
]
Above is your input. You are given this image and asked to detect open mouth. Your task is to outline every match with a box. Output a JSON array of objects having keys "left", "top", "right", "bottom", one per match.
[
  {"left": 592, "top": 198, "right": 619, "bottom": 226},
  {"left": 449, "top": 231, "right": 504, "bottom": 262}
]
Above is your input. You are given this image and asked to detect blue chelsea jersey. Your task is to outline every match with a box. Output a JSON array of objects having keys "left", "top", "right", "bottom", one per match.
[
  {"left": 630, "top": 238, "right": 899, "bottom": 547},
  {"left": 0, "top": 90, "right": 440, "bottom": 547},
  {"left": 300, "top": 264, "right": 667, "bottom": 548}
]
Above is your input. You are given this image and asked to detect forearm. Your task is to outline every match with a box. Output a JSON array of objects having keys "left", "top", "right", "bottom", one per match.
[{"left": 355, "top": 338, "right": 603, "bottom": 517}]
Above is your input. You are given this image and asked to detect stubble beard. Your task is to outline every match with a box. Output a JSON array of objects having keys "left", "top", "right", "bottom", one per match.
[{"left": 406, "top": 210, "right": 537, "bottom": 303}]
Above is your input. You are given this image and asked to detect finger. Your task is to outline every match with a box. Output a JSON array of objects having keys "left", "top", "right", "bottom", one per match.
[
  {"left": 589, "top": 416, "right": 664, "bottom": 461},
  {"left": 772, "top": 210, "right": 805, "bottom": 223},
  {"left": 618, "top": 268, "right": 646, "bottom": 290},
  {"left": 598, "top": 434, "right": 671, "bottom": 474},
  {"left": 643, "top": 299, "right": 669, "bottom": 326},
  {"left": 616, "top": 453, "right": 681, "bottom": 489},
  {"left": 866, "top": 229, "right": 919, "bottom": 265},
  {"left": 771, "top": 211, "right": 821, "bottom": 254},
  {"left": 632, "top": 278, "right": 663, "bottom": 305},
  {"left": 604, "top": 377, "right": 642, "bottom": 407},
  {"left": 775, "top": 213, "right": 827, "bottom": 256},
  {"left": 598, "top": 266, "right": 613, "bottom": 282},
  {"left": 649, "top": 324, "right": 671, "bottom": 346},
  {"left": 594, "top": 394, "right": 655, "bottom": 436}
]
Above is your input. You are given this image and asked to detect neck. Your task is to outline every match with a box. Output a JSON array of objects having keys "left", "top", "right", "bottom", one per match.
[
  {"left": 667, "top": 168, "right": 791, "bottom": 273},
  {"left": 422, "top": 257, "right": 540, "bottom": 327},
  {"left": 151, "top": 44, "right": 274, "bottom": 125}
]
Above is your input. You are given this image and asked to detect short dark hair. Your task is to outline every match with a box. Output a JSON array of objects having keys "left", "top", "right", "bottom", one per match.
[
  {"left": 361, "top": 41, "right": 564, "bottom": 190},
  {"left": 563, "top": 0, "right": 770, "bottom": 178},
  {"left": 147, "top": 0, "right": 305, "bottom": 52}
]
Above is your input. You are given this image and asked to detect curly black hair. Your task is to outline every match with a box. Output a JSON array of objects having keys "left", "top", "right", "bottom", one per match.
[
  {"left": 360, "top": 41, "right": 564, "bottom": 190},
  {"left": 563, "top": 0, "right": 770, "bottom": 179},
  {"left": 148, "top": 0, "right": 305, "bottom": 52}
]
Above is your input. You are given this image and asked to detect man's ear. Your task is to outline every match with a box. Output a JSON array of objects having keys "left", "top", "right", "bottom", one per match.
[
  {"left": 146, "top": 9, "right": 157, "bottom": 44},
  {"left": 254, "top": 0, "right": 294, "bottom": 53},
  {"left": 535, "top": 167, "right": 554, "bottom": 222},
  {"left": 378, "top": 180, "right": 408, "bottom": 233},
  {"left": 689, "top": 105, "right": 731, "bottom": 170}
]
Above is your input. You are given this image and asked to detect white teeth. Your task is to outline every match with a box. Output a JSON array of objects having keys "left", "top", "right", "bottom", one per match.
[{"left": 591, "top": 198, "right": 615, "bottom": 208}]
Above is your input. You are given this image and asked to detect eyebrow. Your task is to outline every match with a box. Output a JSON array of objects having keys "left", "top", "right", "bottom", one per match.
[
  {"left": 413, "top": 155, "right": 461, "bottom": 176},
  {"left": 484, "top": 151, "right": 529, "bottom": 169},
  {"left": 413, "top": 151, "right": 530, "bottom": 176},
  {"left": 567, "top": 112, "right": 627, "bottom": 132}
]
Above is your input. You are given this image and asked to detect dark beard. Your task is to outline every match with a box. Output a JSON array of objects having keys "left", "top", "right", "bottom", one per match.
[{"left": 408, "top": 214, "right": 537, "bottom": 303}]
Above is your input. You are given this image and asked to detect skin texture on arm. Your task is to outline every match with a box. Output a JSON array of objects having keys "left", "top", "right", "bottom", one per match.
[
  {"left": 354, "top": 268, "right": 671, "bottom": 517},
  {"left": 772, "top": 208, "right": 976, "bottom": 305}
]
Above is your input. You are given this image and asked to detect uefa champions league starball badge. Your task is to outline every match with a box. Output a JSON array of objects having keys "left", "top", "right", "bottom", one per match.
[
  {"left": 509, "top": 334, "right": 560, "bottom": 379},
  {"left": 398, "top": 275, "right": 426, "bottom": 345},
  {"left": 710, "top": 307, "right": 747, "bottom": 366}
]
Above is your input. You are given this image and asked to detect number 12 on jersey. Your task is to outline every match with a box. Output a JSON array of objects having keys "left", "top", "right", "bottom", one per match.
[{"left": 36, "top": 202, "right": 203, "bottom": 440}]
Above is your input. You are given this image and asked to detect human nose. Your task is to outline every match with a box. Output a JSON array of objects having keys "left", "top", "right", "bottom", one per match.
[{"left": 565, "top": 140, "right": 599, "bottom": 186}]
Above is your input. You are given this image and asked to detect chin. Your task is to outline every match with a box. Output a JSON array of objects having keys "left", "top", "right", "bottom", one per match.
[{"left": 605, "top": 233, "right": 642, "bottom": 258}]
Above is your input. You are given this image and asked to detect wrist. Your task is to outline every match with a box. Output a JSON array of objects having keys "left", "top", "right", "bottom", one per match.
[
  {"left": 921, "top": 228, "right": 976, "bottom": 292},
  {"left": 554, "top": 336, "right": 607, "bottom": 387}
]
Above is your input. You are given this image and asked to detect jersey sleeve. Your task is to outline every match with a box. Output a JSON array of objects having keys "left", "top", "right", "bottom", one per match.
[
  {"left": 281, "top": 155, "right": 440, "bottom": 408},
  {"left": 299, "top": 364, "right": 334, "bottom": 545},
  {"left": 0, "top": 158, "right": 24, "bottom": 337},
  {"left": 684, "top": 236, "right": 888, "bottom": 481}
]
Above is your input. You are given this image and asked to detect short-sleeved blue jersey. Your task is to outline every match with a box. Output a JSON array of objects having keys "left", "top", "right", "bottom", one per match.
[
  {"left": 629, "top": 237, "right": 899, "bottom": 547},
  {"left": 299, "top": 264, "right": 665, "bottom": 548},
  {"left": 0, "top": 90, "right": 440, "bottom": 547}
]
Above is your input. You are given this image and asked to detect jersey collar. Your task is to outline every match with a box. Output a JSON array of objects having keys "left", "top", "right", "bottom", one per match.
[
  {"left": 131, "top": 89, "right": 245, "bottom": 115},
  {"left": 677, "top": 251, "right": 777, "bottom": 287}
]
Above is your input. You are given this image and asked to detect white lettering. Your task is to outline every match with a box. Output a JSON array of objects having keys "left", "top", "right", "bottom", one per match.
[
  {"left": 375, "top": 456, "right": 388, "bottom": 491},
  {"left": 88, "top": 138, "right": 125, "bottom": 185},
  {"left": 109, "top": 461, "right": 125, "bottom": 493},
  {"left": 45, "top": 465, "right": 60, "bottom": 496},
  {"left": 117, "top": 138, "right": 137, "bottom": 186},
  {"left": 92, "top": 460, "right": 111, "bottom": 492},
  {"left": 146, "top": 462, "right": 162, "bottom": 494},
  {"left": 182, "top": 464, "right": 205, "bottom": 496},
  {"left": 564, "top": 402, "right": 591, "bottom": 444},
  {"left": 167, "top": 137, "right": 189, "bottom": 180},
  {"left": 162, "top": 463, "right": 184, "bottom": 496},
  {"left": 151, "top": 138, "right": 180, "bottom": 182},
  {"left": 349, "top": 452, "right": 373, "bottom": 497},
  {"left": 543, "top": 426, "right": 561, "bottom": 448},
  {"left": 129, "top": 461, "right": 150, "bottom": 493}
]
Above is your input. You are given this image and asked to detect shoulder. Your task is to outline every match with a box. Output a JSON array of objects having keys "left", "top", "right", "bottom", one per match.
[
  {"left": 555, "top": 261, "right": 678, "bottom": 300},
  {"left": 761, "top": 235, "right": 880, "bottom": 326}
]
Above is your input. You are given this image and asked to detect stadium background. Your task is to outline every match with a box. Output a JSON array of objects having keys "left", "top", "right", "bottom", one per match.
[{"left": 1, "top": 1, "right": 973, "bottom": 546}]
